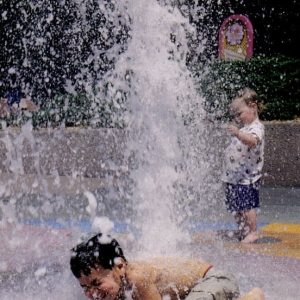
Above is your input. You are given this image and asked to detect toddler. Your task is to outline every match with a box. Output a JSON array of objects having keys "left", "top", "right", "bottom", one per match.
[{"left": 221, "top": 87, "right": 265, "bottom": 244}]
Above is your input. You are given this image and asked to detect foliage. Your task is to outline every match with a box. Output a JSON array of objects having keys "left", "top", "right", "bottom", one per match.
[
  {"left": 1, "top": 86, "right": 129, "bottom": 130},
  {"left": 183, "top": 0, "right": 300, "bottom": 63},
  {"left": 1, "top": 1, "right": 299, "bottom": 127},
  {"left": 0, "top": 0, "right": 131, "bottom": 129},
  {"left": 0, "top": 0, "right": 130, "bottom": 101},
  {"left": 194, "top": 55, "right": 300, "bottom": 121}
]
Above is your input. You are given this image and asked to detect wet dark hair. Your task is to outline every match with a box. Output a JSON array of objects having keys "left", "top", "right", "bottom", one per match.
[
  {"left": 233, "top": 87, "right": 264, "bottom": 113},
  {"left": 70, "top": 233, "right": 127, "bottom": 278}
]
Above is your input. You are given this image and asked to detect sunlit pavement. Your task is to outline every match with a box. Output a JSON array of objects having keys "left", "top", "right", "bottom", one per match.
[
  {"left": 192, "top": 222, "right": 300, "bottom": 259},
  {"left": 259, "top": 223, "right": 300, "bottom": 258},
  {"left": 0, "top": 186, "right": 299, "bottom": 300},
  {"left": 192, "top": 187, "right": 300, "bottom": 260},
  {"left": 1, "top": 185, "right": 299, "bottom": 260},
  {"left": 0, "top": 222, "right": 72, "bottom": 274},
  {"left": 189, "top": 188, "right": 300, "bottom": 300},
  {"left": 1, "top": 218, "right": 299, "bottom": 272},
  {"left": 0, "top": 170, "right": 299, "bottom": 300},
  {"left": 0, "top": 184, "right": 299, "bottom": 274}
]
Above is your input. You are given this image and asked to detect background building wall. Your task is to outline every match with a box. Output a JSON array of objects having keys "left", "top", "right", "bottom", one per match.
[{"left": 0, "top": 121, "right": 299, "bottom": 187}]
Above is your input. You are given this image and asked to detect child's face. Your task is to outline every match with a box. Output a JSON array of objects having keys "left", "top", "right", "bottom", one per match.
[
  {"left": 78, "top": 265, "right": 123, "bottom": 300},
  {"left": 230, "top": 98, "right": 257, "bottom": 125}
]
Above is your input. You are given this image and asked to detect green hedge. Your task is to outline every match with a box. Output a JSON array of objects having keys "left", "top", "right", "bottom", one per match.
[
  {"left": 2, "top": 84, "right": 128, "bottom": 129},
  {"left": 194, "top": 56, "right": 300, "bottom": 121},
  {"left": 2, "top": 55, "right": 299, "bottom": 129}
]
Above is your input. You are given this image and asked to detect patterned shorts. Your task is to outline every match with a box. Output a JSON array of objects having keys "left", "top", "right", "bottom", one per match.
[
  {"left": 7, "top": 89, "right": 21, "bottom": 107},
  {"left": 185, "top": 267, "right": 240, "bottom": 300},
  {"left": 224, "top": 181, "right": 260, "bottom": 212}
]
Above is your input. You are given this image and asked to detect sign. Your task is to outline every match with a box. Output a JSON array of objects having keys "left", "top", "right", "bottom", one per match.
[{"left": 218, "top": 15, "right": 253, "bottom": 61}]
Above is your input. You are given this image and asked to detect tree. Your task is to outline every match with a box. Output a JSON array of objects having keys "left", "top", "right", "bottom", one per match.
[
  {"left": 178, "top": 0, "right": 300, "bottom": 65},
  {"left": 0, "top": 0, "right": 130, "bottom": 102}
]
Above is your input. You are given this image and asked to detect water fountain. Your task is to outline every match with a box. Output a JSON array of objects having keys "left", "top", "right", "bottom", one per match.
[{"left": 0, "top": 1, "right": 300, "bottom": 300}]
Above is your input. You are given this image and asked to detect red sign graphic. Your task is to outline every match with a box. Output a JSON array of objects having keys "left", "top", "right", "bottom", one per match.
[{"left": 219, "top": 15, "right": 253, "bottom": 61}]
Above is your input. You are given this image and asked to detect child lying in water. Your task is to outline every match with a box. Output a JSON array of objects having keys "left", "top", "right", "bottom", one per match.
[{"left": 70, "top": 233, "right": 265, "bottom": 300}]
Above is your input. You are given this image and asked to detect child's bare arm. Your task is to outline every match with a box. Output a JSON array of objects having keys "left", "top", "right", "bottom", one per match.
[
  {"left": 227, "top": 125, "right": 258, "bottom": 148},
  {"left": 235, "top": 131, "right": 258, "bottom": 148}
]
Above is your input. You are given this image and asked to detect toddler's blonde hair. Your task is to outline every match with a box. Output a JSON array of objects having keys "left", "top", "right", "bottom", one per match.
[{"left": 234, "top": 87, "right": 263, "bottom": 113}]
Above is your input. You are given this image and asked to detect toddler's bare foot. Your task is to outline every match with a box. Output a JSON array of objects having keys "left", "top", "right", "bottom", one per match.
[
  {"left": 241, "top": 231, "right": 259, "bottom": 244},
  {"left": 238, "top": 287, "right": 265, "bottom": 300}
]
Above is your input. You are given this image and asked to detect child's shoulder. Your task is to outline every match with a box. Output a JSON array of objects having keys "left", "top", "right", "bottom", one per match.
[
  {"left": 249, "top": 120, "right": 265, "bottom": 130},
  {"left": 134, "top": 256, "right": 204, "bottom": 267},
  {"left": 254, "top": 119, "right": 264, "bottom": 126},
  {"left": 126, "top": 260, "right": 160, "bottom": 288},
  {"left": 130, "top": 257, "right": 210, "bottom": 275}
]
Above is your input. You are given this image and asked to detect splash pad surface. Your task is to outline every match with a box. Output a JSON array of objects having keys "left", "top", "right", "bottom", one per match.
[
  {"left": 1, "top": 184, "right": 299, "bottom": 300},
  {"left": 1, "top": 220, "right": 300, "bottom": 300},
  {"left": 1, "top": 1, "right": 299, "bottom": 300}
]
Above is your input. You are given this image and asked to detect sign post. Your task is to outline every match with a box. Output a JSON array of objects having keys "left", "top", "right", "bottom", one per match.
[{"left": 218, "top": 15, "right": 253, "bottom": 61}]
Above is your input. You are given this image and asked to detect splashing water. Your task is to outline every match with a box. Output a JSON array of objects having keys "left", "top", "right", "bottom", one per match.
[
  {"left": 1, "top": 1, "right": 299, "bottom": 300},
  {"left": 0, "top": 2, "right": 208, "bottom": 299},
  {"left": 110, "top": 0, "right": 207, "bottom": 255},
  {"left": 120, "top": 2, "right": 223, "bottom": 243}
]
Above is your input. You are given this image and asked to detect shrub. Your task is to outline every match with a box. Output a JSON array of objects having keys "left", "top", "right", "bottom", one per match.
[
  {"left": 194, "top": 55, "right": 300, "bottom": 121},
  {"left": 0, "top": 0, "right": 130, "bottom": 102},
  {"left": 1, "top": 85, "right": 128, "bottom": 130}
]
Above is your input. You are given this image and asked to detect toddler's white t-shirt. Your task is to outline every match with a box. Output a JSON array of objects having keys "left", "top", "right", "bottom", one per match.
[{"left": 221, "top": 120, "right": 265, "bottom": 185}]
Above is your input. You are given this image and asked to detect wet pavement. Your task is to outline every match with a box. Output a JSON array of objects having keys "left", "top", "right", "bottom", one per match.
[
  {"left": 0, "top": 175, "right": 299, "bottom": 300},
  {"left": 191, "top": 186, "right": 300, "bottom": 300}
]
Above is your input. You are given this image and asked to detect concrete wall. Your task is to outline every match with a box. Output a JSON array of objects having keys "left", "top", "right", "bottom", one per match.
[
  {"left": 262, "top": 121, "right": 300, "bottom": 187},
  {"left": 0, "top": 127, "right": 128, "bottom": 179},
  {"left": 0, "top": 121, "right": 299, "bottom": 187}
]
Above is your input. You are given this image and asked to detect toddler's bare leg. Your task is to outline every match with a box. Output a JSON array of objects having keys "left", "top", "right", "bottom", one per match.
[
  {"left": 234, "top": 211, "right": 247, "bottom": 240},
  {"left": 241, "top": 209, "right": 259, "bottom": 244}
]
